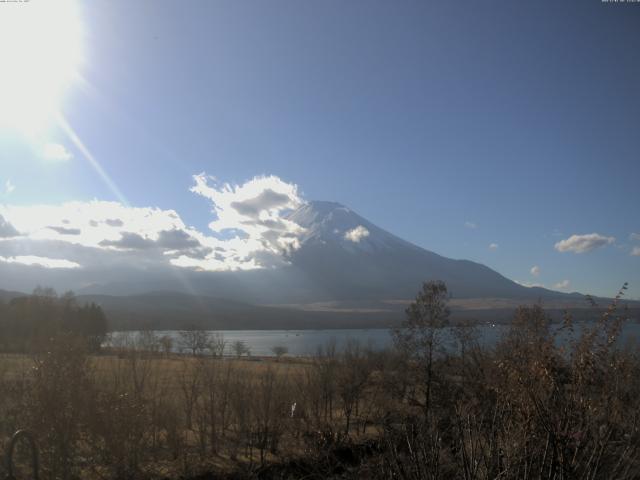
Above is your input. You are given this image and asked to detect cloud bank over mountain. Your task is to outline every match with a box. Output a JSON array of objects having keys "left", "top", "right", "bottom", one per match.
[
  {"left": 0, "top": 174, "right": 307, "bottom": 275},
  {"left": 1, "top": 174, "right": 634, "bottom": 302}
]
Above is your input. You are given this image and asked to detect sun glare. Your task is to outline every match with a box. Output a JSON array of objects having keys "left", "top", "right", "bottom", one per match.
[{"left": 0, "top": 0, "right": 82, "bottom": 135}]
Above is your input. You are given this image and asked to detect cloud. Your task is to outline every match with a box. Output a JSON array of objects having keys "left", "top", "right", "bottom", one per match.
[
  {"left": 344, "top": 225, "right": 370, "bottom": 243},
  {"left": 100, "top": 232, "right": 156, "bottom": 250},
  {"left": 0, "top": 215, "right": 19, "bottom": 238},
  {"left": 516, "top": 280, "right": 545, "bottom": 288},
  {"left": 631, "top": 233, "right": 640, "bottom": 242},
  {"left": 42, "top": 142, "right": 73, "bottom": 162},
  {"left": 464, "top": 221, "right": 477, "bottom": 229},
  {"left": 4, "top": 179, "right": 15, "bottom": 195},
  {"left": 48, "top": 226, "right": 81, "bottom": 235},
  {"left": 488, "top": 243, "right": 498, "bottom": 250},
  {"left": 97, "top": 229, "right": 210, "bottom": 257},
  {"left": 190, "top": 174, "right": 306, "bottom": 262},
  {"left": 157, "top": 229, "right": 202, "bottom": 250},
  {"left": 105, "top": 218, "right": 124, "bottom": 227},
  {"left": 553, "top": 279, "right": 570, "bottom": 289},
  {"left": 554, "top": 233, "right": 615, "bottom": 254},
  {"left": 230, "top": 189, "right": 292, "bottom": 218},
  {"left": 0, "top": 201, "right": 216, "bottom": 271},
  {"left": 0, "top": 174, "right": 308, "bottom": 273},
  {"left": 0, "top": 255, "right": 80, "bottom": 269},
  {"left": 632, "top": 247, "right": 640, "bottom": 257},
  {"left": 530, "top": 265, "right": 540, "bottom": 277}
]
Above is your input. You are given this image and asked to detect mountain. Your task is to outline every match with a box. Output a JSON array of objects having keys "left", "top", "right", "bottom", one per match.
[
  {"left": 6, "top": 201, "right": 632, "bottom": 330},
  {"left": 284, "top": 201, "right": 573, "bottom": 302},
  {"left": 76, "top": 200, "right": 574, "bottom": 304},
  {"left": 83, "top": 201, "right": 613, "bottom": 329},
  {"left": 0, "top": 289, "right": 26, "bottom": 303},
  {"left": 74, "top": 291, "right": 396, "bottom": 330}
]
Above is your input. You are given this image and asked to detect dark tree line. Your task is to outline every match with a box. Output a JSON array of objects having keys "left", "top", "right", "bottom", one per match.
[{"left": 0, "top": 287, "right": 107, "bottom": 352}]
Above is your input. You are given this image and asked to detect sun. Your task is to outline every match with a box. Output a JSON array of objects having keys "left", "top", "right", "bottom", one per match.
[{"left": 0, "top": 0, "right": 83, "bottom": 135}]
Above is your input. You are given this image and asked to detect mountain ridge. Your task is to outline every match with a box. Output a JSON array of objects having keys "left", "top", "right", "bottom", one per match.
[
  {"left": 284, "top": 200, "right": 577, "bottom": 302},
  {"left": 2, "top": 200, "right": 632, "bottom": 329}
]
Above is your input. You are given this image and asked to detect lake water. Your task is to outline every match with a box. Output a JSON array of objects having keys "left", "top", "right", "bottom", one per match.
[{"left": 112, "top": 321, "right": 640, "bottom": 357}]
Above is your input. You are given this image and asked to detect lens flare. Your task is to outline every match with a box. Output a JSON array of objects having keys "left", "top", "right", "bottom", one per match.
[{"left": 0, "top": 0, "right": 83, "bottom": 135}]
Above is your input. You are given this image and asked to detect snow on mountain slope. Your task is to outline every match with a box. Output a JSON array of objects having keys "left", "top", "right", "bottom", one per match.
[{"left": 285, "top": 201, "right": 568, "bottom": 301}]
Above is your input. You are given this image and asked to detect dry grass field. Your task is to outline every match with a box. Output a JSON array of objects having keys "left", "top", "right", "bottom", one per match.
[{"left": 2, "top": 285, "right": 640, "bottom": 479}]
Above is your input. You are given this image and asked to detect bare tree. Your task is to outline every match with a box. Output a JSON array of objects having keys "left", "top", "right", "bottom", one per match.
[
  {"left": 336, "top": 339, "right": 373, "bottom": 434},
  {"left": 159, "top": 335, "right": 174, "bottom": 356},
  {"left": 208, "top": 332, "right": 226, "bottom": 357},
  {"left": 393, "top": 280, "right": 450, "bottom": 415},
  {"left": 137, "top": 330, "right": 159, "bottom": 354},
  {"left": 232, "top": 340, "right": 249, "bottom": 358},
  {"left": 451, "top": 319, "right": 480, "bottom": 386},
  {"left": 179, "top": 329, "right": 211, "bottom": 356},
  {"left": 271, "top": 345, "right": 288, "bottom": 360}
]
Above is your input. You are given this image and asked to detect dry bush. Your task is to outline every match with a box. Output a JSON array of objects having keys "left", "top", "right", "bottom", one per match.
[
  {"left": 378, "top": 283, "right": 640, "bottom": 480},
  {"left": 27, "top": 334, "right": 92, "bottom": 480}
]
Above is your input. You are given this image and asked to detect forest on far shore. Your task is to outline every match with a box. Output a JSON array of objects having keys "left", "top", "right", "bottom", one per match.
[{"left": 0, "top": 287, "right": 108, "bottom": 353}]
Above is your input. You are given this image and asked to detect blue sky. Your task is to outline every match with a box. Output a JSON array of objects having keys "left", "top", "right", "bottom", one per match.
[{"left": 1, "top": 0, "right": 639, "bottom": 298}]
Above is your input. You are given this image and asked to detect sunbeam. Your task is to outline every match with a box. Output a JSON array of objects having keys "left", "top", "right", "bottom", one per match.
[{"left": 56, "top": 113, "right": 129, "bottom": 206}]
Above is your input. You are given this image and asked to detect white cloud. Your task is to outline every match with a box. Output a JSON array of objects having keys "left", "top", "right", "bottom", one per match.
[
  {"left": 48, "top": 226, "right": 81, "bottom": 235},
  {"left": 553, "top": 279, "right": 570, "bottom": 290},
  {"left": 632, "top": 247, "right": 640, "bottom": 257},
  {"left": 464, "top": 221, "right": 477, "bottom": 229},
  {"left": 344, "top": 225, "right": 370, "bottom": 243},
  {"left": 516, "top": 280, "right": 545, "bottom": 288},
  {"left": 0, "top": 255, "right": 80, "bottom": 269},
  {"left": 554, "top": 233, "right": 615, "bottom": 254},
  {"left": 42, "top": 142, "right": 73, "bottom": 162},
  {"left": 530, "top": 265, "right": 540, "bottom": 277},
  {"left": 4, "top": 179, "right": 15, "bottom": 195},
  {"left": 631, "top": 233, "right": 640, "bottom": 242},
  {"left": 488, "top": 243, "right": 498, "bottom": 250},
  {"left": 0, "top": 174, "right": 309, "bottom": 273},
  {"left": 1, "top": 201, "right": 191, "bottom": 248},
  {"left": 190, "top": 174, "right": 305, "bottom": 260}
]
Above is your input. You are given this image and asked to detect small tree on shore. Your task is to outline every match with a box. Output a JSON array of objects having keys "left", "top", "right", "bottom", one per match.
[
  {"left": 393, "top": 280, "right": 450, "bottom": 415},
  {"left": 159, "top": 335, "right": 174, "bottom": 356},
  {"left": 271, "top": 345, "right": 288, "bottom": 360},
  {"left": 208, "top": 332, "right": 227, "bottom": 357},
  {"left": 232, "top": 340, "right": 249, "bottom": 358},
  {"left": 179, "top": 329, "right": 211, "bottom": 356}
]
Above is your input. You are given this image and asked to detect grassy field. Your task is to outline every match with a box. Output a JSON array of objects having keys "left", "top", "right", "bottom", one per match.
[{"left": 0, "top": 346, "right": 386, "bottom": 479}]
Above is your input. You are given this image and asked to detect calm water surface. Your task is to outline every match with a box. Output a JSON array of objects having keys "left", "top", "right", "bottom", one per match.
[{"left": 113, "top": 322, "right": 640, "bottom": 357}]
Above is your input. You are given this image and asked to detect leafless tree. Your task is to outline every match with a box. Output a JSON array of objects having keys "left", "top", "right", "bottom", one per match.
[
  {"left": 179, "top": 329, "right": 211, "bottom": 356},
  {"left": 271, "top": 345, "right": 288, "bottom": 360},
  {"left": 393, "top": 280, "right": 450, "bottom": 416},
  {"left": 207, "top": 332, "right": 226, "bottom": 357},
  {"left": 232, "top": 340, "right": 250, "bottom": 358},
  {"left": 159, "top": 334, "right": 174, "bottom": 356}
]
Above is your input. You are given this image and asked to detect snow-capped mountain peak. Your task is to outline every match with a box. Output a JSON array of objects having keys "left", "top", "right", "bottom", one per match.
[
  {"left": 283, "top": 200, "right": 568, "bottom": 301},
  {"left": 287, "top": 201, "right": 401, "bottom": 251}
]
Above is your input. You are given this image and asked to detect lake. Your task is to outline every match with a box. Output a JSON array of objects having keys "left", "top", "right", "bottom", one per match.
[{"left": 111, "top": 321, "right": 640, "bottom": 357}]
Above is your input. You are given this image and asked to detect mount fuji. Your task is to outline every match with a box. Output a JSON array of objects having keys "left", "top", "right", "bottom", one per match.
[
  {"left": 282, "top": 201, "right": 568, "bottom": 302},
  {"left": 4, "top": 200, "right": 607, "bottom": 330}
]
